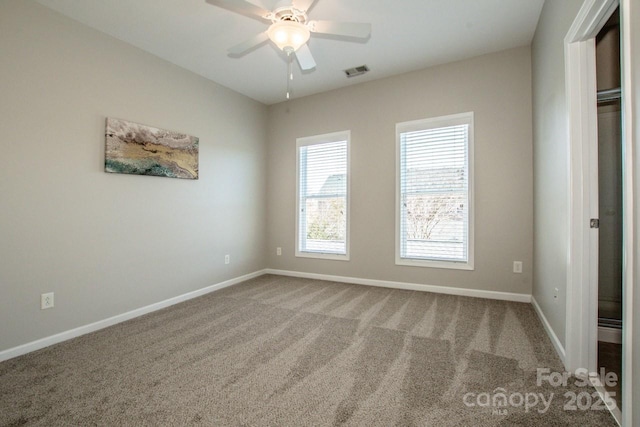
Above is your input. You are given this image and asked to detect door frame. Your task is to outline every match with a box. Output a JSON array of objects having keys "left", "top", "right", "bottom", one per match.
[
  {"left": 565, "top": 0, "right": 617, "bottom": 373},
  {"left": 564, "top": 0, "right": 622, "bottom": 423},
  {"left": 619, "top": 1, "right": 638, "bottom": 425},
  {"left": 565, "top": 0, "right": 632, "bottom": 425}
]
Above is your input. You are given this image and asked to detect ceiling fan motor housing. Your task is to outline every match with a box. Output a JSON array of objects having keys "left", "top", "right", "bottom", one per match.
[{"left": 270, "top": 6, "right": 308, "bottom": 25}]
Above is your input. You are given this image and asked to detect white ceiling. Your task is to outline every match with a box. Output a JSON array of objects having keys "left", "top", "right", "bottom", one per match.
[{"left": 35, "top": 0, "right": 545, "bottom": 105}]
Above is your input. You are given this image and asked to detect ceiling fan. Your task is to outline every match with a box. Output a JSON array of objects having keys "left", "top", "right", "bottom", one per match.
[{"left": 205, "top": 0, "right": 372, "bottom": 71}]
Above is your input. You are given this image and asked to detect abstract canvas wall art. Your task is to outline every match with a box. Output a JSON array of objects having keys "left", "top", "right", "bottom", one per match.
[{"left": 105, "top": 118, "right": 199, "bottom": 179}]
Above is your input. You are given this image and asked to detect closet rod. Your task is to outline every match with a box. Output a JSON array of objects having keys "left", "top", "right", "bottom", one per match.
[{"left": 597, "top": 87, "right": 621, "bottom": 103}]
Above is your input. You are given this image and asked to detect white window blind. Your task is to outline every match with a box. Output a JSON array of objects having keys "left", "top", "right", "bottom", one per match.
[
  {"left": 297, "top": 132, "right": 349, "bottom": 259},
  {"left": 397, "top": 113, "right": 473, "bottom": 269}
]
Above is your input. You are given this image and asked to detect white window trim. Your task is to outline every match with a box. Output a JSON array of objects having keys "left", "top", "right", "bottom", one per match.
[
  {"left": 295, "top": 130, "right": 351, "bottom": 261},
  {"left": 395, "top": 112, "right": 475, "bottom": 270}
]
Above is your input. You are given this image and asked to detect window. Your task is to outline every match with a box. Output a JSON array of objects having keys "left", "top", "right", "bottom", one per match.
[
  {"left": 396, "top": 112, "right": 474, "bottom": 270},
  {"left": 296, "top": 131, "right": 350, "bottom": 260}
]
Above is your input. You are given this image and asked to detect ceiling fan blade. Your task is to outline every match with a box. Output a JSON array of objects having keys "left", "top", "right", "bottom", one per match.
[
  {"left": 308, "top": 20, "right": 371, "bottom": 39},
  {"left": 228, "top": 31, "right": 269, "bottom": 56},
  {"left": 295, "top": 43, "right": 316, "bottom": 70},
  {"left": 205, "top": 0, "right": 271, "bottom": 21},
  {"left": 293, "top": 0, "right": 318, "bottom": 12}
]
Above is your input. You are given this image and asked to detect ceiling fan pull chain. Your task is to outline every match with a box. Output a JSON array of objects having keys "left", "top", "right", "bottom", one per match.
[{"left": 286, "top": 49, "right": 293, "bottom": 100}]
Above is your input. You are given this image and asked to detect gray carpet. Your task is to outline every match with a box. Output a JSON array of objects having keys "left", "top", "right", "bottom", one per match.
[{"left": 0, "top": 275, "right": 617, "bottom": 426}]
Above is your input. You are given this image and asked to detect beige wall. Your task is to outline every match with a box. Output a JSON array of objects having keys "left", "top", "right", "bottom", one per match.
[
  {"left": 531, "top": 0, "right": 585, "bottom": 348},
  {"left": 267, "top": 47, "right": 533, "bottom": 295},
  {"left": 0, "top": 0, "right": 268, "bottom": 352}
]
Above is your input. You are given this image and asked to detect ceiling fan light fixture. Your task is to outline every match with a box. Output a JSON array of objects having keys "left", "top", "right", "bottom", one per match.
[{"left": 267, "top": 21, "right": 310, "bottom": 51}]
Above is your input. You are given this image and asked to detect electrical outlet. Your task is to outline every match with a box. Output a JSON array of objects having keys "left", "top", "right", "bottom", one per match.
[
  {"left": 276, "top": 247, "right": 282, "bottom": 256},
  {"left": 225, "top": 254, "right": 230, "bottom": 265},
  {"left": 513, "top": 261, "right": 523, "bottom": 274},
  {"left": 554, "top": 288, "right": 559, "bottom": 301},
  {"left": 41, "top": 292, "right": 54, "bottom": 310}
]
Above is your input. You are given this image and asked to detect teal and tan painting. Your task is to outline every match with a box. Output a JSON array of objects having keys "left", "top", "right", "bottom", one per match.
[{"left": 105, "top": 118, "right": 199, "bottom": 179}]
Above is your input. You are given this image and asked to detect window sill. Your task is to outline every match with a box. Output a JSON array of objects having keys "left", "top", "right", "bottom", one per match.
[
  {"left": 296, "top": 251, "right": 350, "bottom": 261},
  {"left": 395, "top": 258, "right": 474, "bottom": 271}
]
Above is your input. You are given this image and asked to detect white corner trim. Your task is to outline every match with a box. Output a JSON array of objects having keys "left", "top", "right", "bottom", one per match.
[
  {"left": 598, "top": 326, "right": 623, "bottom": 344},
  {"left": 265, "top": 269, "right": 531, "bottom": 303},
  {"left": 531, "top": 296, "right": 566, "bottom": 365},
  {"left": 0, "top": 269, "right": 267, "bottom": 363}
]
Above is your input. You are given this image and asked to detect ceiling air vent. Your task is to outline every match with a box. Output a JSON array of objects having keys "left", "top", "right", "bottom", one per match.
[{"left": 344, "top": 65, "right": 370, "bottom": 78}]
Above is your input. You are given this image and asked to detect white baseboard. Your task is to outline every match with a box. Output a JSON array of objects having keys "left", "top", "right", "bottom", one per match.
[
  {"left": 265, "top": 269, "right": 532, "bottom": 303},
  {"left": 0, "top": 269, "right": 267, "bottom": 363},
  {"left": 598, "top": 326, "right": 623, "bottom": 344},
  {"left": 531, "top": 296, "right": 566, "bottom": 365}
]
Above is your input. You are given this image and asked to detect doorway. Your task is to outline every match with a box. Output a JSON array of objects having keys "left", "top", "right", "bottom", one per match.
[
  {"left": 564, "top": 0, "right": 626, "bottom": 424},
  {"left": 595, "top": 7, "right": 623, "bottom": 412}
]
